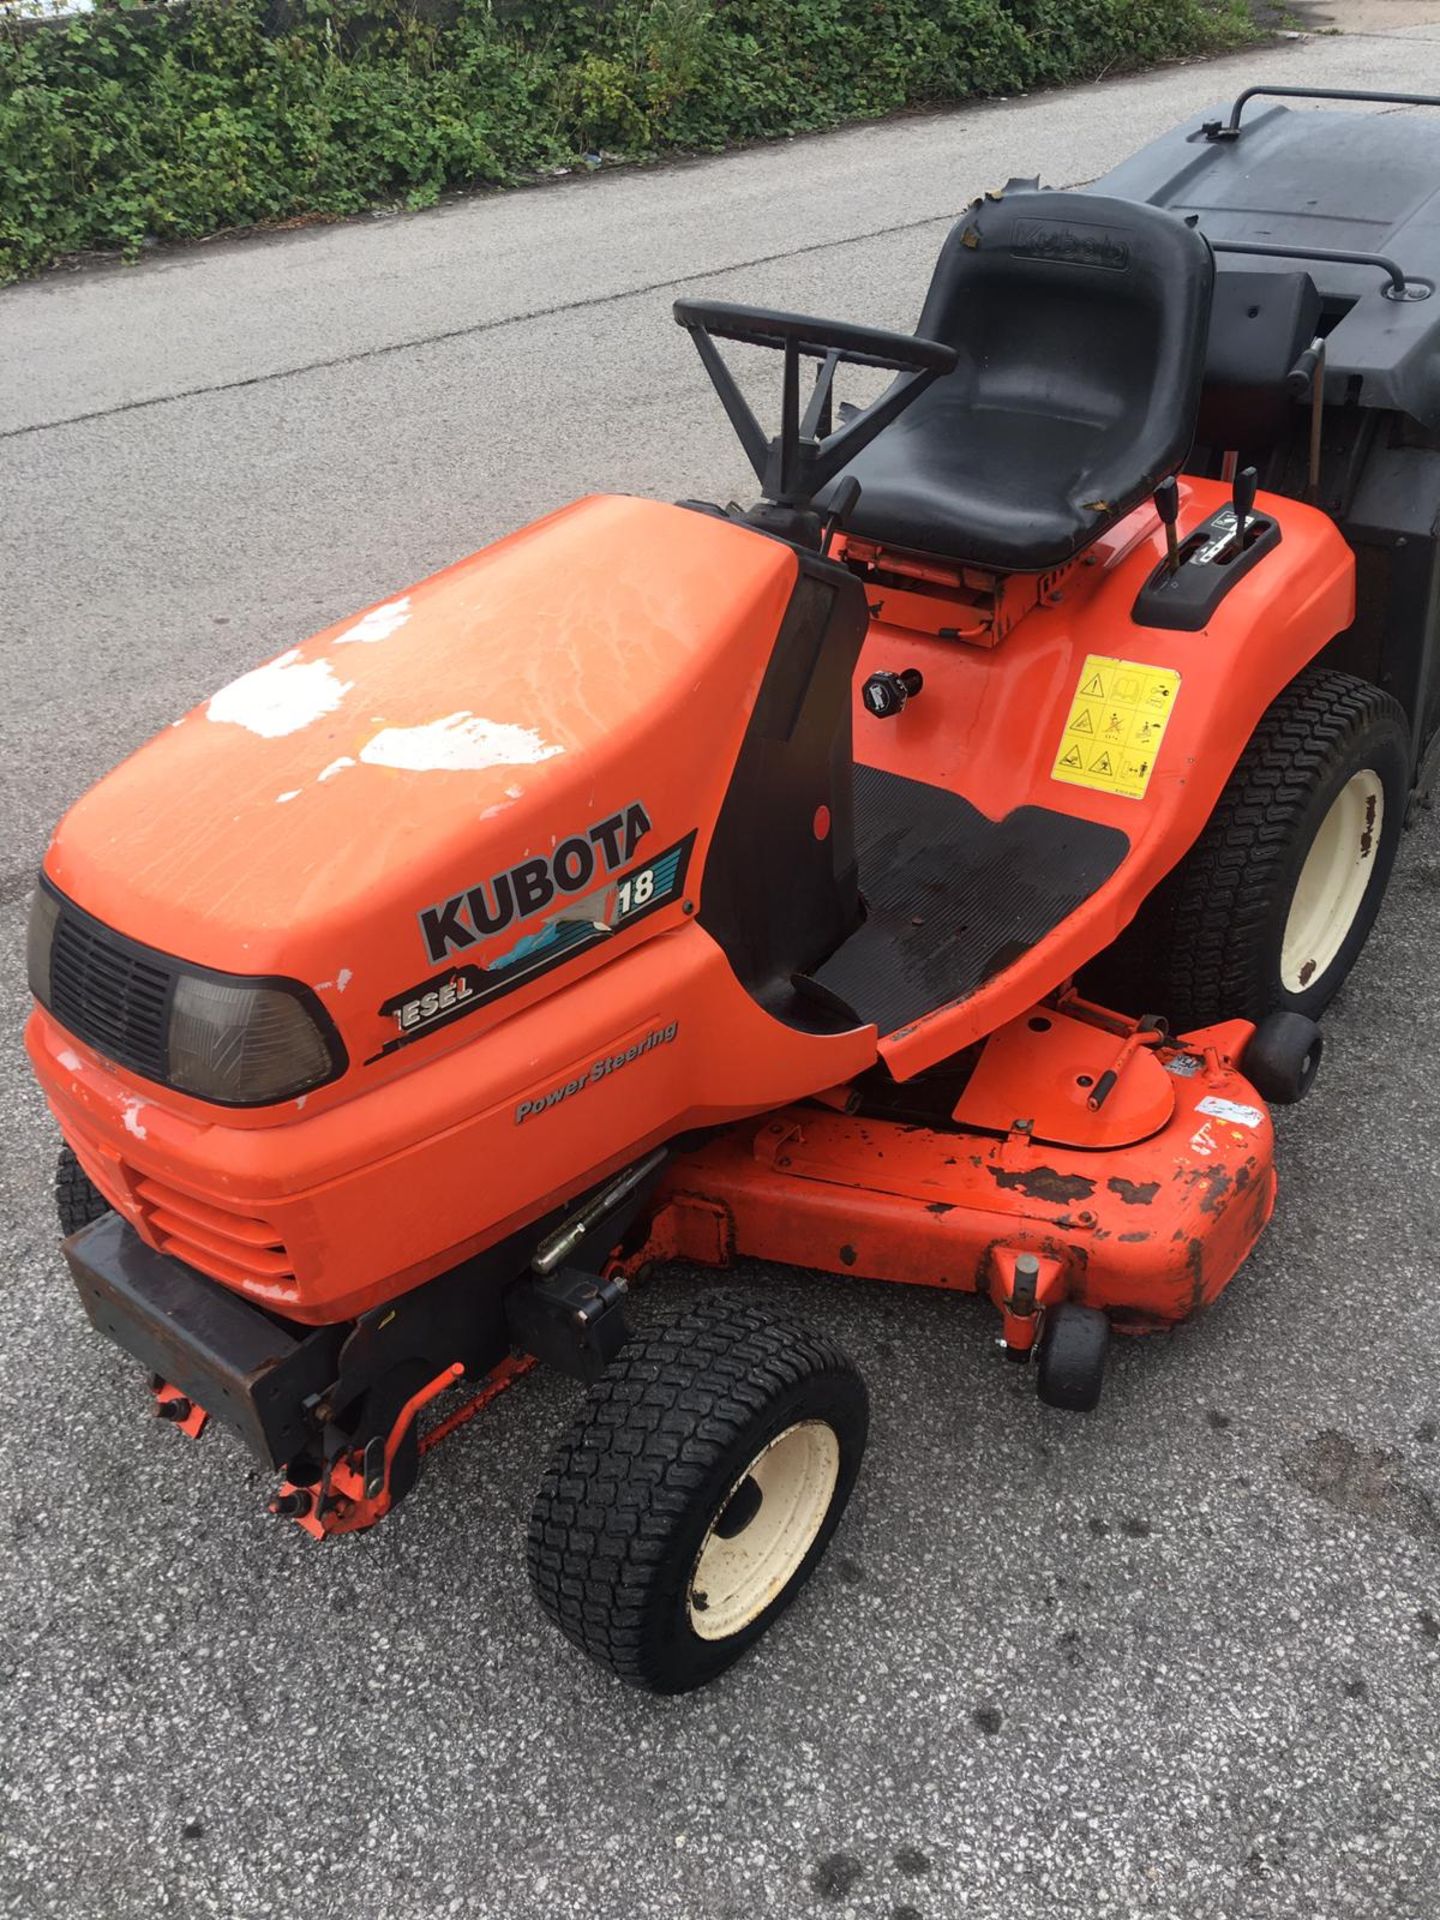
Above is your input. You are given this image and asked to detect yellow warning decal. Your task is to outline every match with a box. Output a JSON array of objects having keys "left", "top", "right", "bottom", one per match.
[{"left": 1051, "top": 653, "right": 1180, "bottom": 800}]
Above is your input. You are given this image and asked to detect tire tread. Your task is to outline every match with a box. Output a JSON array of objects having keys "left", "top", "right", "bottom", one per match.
[
  {"left": 55, "top": 1145, "right": 110, "bottom": 1237},
  {"left": 526, "top": 1297, "right": 863, "bottom": 1689},
  {"left": 1093, "top": 668, "right": 1407, "bottom": 1027}
]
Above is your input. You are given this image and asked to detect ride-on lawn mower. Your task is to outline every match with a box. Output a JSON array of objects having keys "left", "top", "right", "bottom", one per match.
[{"left": 26, "top": 86, "right": 1440, "bottom": 1692}]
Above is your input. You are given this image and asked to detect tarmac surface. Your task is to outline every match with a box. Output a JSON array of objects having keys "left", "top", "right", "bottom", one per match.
[{"left": 5, "top": 19, "right": 1440, "bottom": 1920}]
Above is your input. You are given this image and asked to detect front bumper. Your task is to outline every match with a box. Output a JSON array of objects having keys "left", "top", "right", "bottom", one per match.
[{"left": 64, "top": 1212, "right": 343, "bottom": 1468}]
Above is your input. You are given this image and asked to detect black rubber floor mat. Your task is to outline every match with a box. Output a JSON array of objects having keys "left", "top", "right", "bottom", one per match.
[{"left": 804, "top": 764, "right": 1129, "bottom": 1035}]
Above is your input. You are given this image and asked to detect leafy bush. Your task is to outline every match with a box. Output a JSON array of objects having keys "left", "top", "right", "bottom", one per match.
[{"left": 0, "top": 0, "right": 1254, "bottom": 283}]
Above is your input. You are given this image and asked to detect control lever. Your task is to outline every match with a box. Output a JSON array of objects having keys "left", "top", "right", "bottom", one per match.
[
  {"left": 821, "top": 475, "right": 862, "bottom": 556},
  {"left": 1153, "top": 476, "right": 1181, "bottom": 577},
  {"left": 1288, "top": 335, "right": 1326, "bottom": 501},
  {"left": 1286, "top": 338, "right": 1324, "bottom": 399},
  {"left": 1231, "top": 464, "right": 1258, "bottom": 557}
]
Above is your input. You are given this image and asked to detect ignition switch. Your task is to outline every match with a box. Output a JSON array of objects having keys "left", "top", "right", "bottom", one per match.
[{"left": 861, "top": 667, "right": 924, "bottom": 718}]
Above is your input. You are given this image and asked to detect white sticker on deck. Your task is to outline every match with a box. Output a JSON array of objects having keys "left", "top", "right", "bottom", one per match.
[{"left": 1195, "top": 1095, "right": 1264, "bottom": 1129}]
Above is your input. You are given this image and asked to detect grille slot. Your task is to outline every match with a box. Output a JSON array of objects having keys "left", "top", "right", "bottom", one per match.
[
  {"left": 48, "top": 909, "right": 172, "bottom": 1082},
  {"left": 134, "top": 1176, "right": 298, "bottom": 1300}
]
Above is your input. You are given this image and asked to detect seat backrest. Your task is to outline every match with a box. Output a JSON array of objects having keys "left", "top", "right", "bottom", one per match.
[{"left": 916, "top": 186, "right": 1214, "bottom": 509}]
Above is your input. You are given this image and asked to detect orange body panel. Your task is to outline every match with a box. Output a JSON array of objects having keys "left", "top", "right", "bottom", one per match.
[
  {"left": 43, "top": 494, "right": 803, "bottom": 1109},
  {"left": 850, "top": 477, "right": 1354, "bottom": 1075},
  {"left": 28, "top": 480, "right": 1351, "bottom": 1326},
  {"left": 29, "top": 932, "right": 874, "bottom": 1321}
]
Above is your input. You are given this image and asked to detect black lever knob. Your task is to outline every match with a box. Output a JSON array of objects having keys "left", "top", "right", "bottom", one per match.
[
  {"left": 1233, "top": 464, "right": 1258, "bottom": 550},
  {"left": 1287, "top": 338, "right": 1324, "bottom": 399},
  {"left": 862, "top": 668, "right": 923, "bottom": 718},
  {"left": 821, "top": 474, "right": 863, "bottom": 556},
  {"left": 1154, "top": 475, "right": 1180, "bottom": 575}
]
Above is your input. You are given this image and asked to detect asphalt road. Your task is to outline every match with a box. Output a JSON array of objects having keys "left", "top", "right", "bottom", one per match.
[{"left": 6, "top": 20, "right": 1440, "bottom": 1920}]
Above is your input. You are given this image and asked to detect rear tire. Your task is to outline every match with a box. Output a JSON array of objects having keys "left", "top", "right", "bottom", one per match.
[
  {"left": 55, "top": 1146, "right": 110, "bottom": 1237},
  {"left": 1085, "top": 669, "right": 1408, "bottom": 1027},
  {"left": 527, "top": 1297, "right": 868, "bottom": 1693}
]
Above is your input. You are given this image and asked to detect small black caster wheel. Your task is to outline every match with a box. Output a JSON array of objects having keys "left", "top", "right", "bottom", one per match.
[
  {"left": 1244, "top": 1010, "right": 1323, "bottom": 1105},
  {"left": 1036, "top": 1303, "right": 1109, "bottom": 1413}
]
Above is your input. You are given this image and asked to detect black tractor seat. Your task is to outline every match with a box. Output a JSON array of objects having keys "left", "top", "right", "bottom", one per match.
[{"left": 818, "top": 187, "right": 1215, "bottom": 574}]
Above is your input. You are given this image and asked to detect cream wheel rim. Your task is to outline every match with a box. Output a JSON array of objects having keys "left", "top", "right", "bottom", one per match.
[
  {"left": 688, "top": 1420, "right": 840, "bottom": 1641},
  {"left": 1281, "top": 770, "right": 1383, "bottom": 994}
]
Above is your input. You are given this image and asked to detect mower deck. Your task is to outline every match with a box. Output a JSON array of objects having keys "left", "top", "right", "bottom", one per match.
[{"left": 635, "top": 1007, "right": 1276, "bottom": 1345}]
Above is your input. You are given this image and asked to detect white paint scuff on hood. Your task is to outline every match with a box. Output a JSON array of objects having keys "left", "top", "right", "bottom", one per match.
[
  {"left": 335, "top": 597, "right": 412, "bottom": 645},
  {"left": 207, "top": 650, "right": 353, "bottom": 739},
  {"left": 358, "top": 712, "right": 564, "bottom": 774}
]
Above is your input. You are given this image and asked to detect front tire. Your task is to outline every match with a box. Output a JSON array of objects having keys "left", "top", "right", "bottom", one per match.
[
  {"left": 1086, "top": 669, "right": 1408, "bottom": 1027},
  {"left": 527, "top": 1297, "right": 868, "bottom": 1693},
  {"left": 55, "top": 1146, "right": 110, "bottom": 1237}
]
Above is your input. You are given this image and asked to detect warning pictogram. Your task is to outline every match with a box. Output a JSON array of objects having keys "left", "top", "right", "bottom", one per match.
[
  {"left": 1052, "top": 653, "right": 1180, "bottom": 800},
  {"left": 1122, "top": 752, "right": 1152, "bottom": 786}
]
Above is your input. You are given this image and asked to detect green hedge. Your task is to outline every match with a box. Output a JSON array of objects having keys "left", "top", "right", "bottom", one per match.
[{"left": 0, "top": 0, "right": 1254, "bottom": 284}]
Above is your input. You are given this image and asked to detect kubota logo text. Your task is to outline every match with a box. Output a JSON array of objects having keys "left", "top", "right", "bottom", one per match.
[{"left": 418, "top": 801, "right": 652, "bottom": 963}]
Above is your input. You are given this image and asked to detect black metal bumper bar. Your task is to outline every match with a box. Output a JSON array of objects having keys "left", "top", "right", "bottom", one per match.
[{"left": 64, "top": 1213, "right": 343, "bottom": 1468}]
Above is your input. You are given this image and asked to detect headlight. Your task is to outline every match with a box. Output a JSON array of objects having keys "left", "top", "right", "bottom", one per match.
[
  {"left": 168, "top": 975, "right": 341, "bottom": 1105},
  {"left": 26, "top": 884, "right": 60, "bottom": 1009},
  {"left": 28, "top": 876, "right": 346, "bottom": 1106}
]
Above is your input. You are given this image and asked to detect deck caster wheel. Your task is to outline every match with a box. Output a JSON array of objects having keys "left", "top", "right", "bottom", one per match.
[
  {"left": 1244, "top": 1010, "right": 1323, "bottom": 1105},
  {"left": 527, "top": 1297, "right": 868, "bottom": 1693},
  {"left": 55, "top": 1145, "right": 110, "bottom": 1237},
  {"left": 1036, "top": 1304, "right": 1109, "bottom": 1413}
]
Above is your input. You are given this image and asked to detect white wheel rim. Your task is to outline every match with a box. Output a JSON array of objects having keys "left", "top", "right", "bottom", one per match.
[
  {"left": 1281, "top": 770, "right": 1383, "bottom": 994},
  {"left": 688, "top": 1420, "right": 840, "bottom": 1641}
]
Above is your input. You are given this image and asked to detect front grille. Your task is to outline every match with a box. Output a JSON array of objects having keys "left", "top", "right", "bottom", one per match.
[
  {"left": 47, "top": 900, "right": 174, "bottom": 1083},
  {"left": 134, "top": 1175, "right": 299, "bottom": 1301}
]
